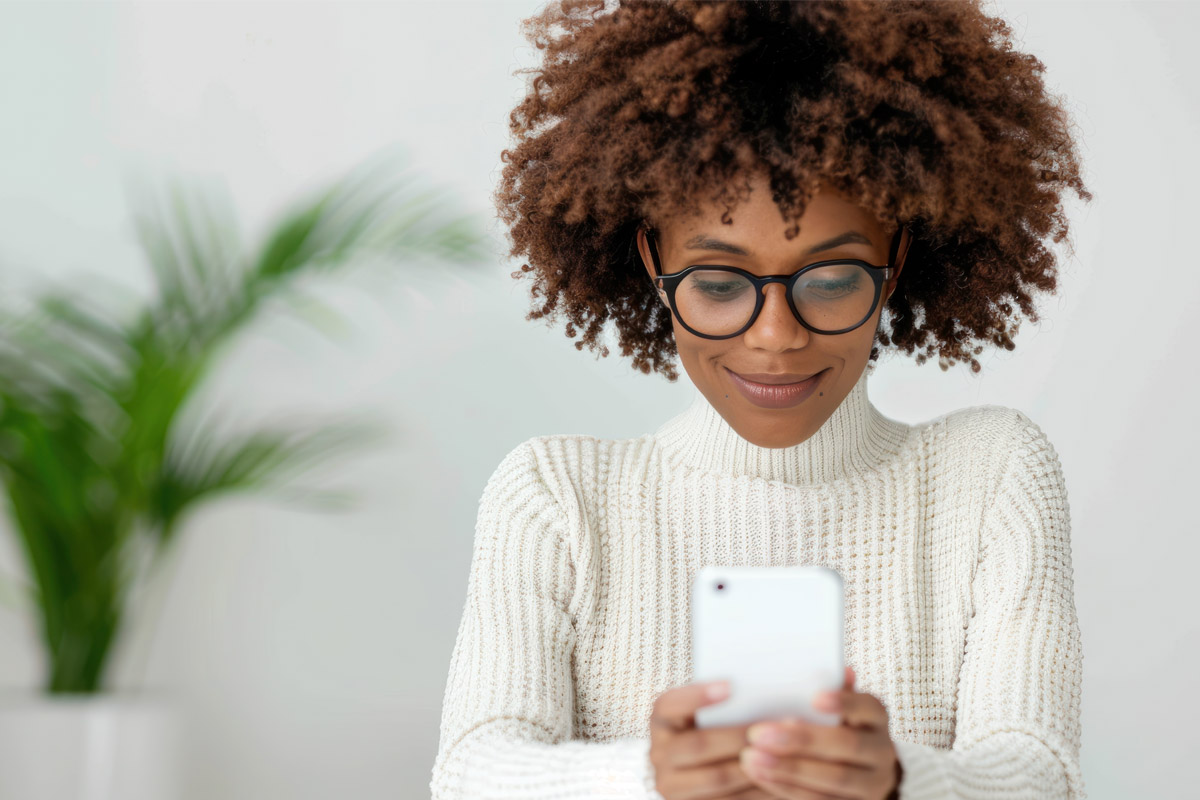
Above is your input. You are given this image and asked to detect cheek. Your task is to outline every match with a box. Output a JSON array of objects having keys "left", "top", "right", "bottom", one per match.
[
  {"left": 671, "top": 327, "right": 733, "bottom": 385},
  {"left": 834, "top": 306, "right": 885, "bottom": 356},
  {"left": 672, "top": 314, "right": 876, "bottom": 378},
  {"left": 673, "top": 332, "right": 713, "bottom": 375},
  {"left": 849, "top": 323, "right": 881, "bottom": 354},
  {"left": 673, "top": 323, "right": 733, "bottom": 360}
]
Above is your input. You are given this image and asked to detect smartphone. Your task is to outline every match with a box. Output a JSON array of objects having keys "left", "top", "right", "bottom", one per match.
[{"left": 690, "top": 565, "right": 844, "bottom": 729}]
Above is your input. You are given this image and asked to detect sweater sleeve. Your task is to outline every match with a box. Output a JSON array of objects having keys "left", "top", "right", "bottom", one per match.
[
  {"left": 892, "top": 414, "right": 1086, "bottom": 799},
  {"left": 429, "top": 439, "right": 663, "bottom": 799}
]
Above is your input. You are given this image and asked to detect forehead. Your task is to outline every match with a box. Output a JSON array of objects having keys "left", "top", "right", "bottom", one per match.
[
  {"left": 659, "top": 182, "right": 883, "bottom": 254},
  {"left": 658, "top": 168, "right": 873, "bottom": 222}
]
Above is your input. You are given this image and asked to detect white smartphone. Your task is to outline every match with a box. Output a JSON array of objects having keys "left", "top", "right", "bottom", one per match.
[{"left": 691, "top": 565, "right": 844, "bottom": 729}]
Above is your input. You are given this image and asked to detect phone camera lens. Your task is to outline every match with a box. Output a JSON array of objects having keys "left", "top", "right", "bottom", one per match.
[{"left": 716, "top": 582, "right": 725, "bottom": 590}]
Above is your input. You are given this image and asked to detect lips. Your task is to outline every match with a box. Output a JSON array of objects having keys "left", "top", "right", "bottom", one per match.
[
  {"left": 728, "top": 370, "right": 820, "bottom": 385},
  {"left": 724, "top": 366, "right": 827, "bottom": 409}
]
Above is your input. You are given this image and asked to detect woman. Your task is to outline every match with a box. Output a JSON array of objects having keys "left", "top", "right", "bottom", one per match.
[{"left": 431, "top": 1, "right": 1091, "bottom": 798}]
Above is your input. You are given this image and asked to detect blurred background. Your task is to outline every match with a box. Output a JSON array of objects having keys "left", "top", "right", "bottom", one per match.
[{"left": 0, "top": 1, "right": 1195, "bottom": 798}]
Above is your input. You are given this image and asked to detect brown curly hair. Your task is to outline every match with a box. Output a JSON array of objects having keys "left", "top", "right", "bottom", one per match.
[{"left": 493, "top": 0, "right": 1093, "bottom": 380}]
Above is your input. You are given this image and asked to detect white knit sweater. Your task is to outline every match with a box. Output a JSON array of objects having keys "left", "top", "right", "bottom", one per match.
[{"left": 430, "top": 366, "right": 1085, "bottom": 799}]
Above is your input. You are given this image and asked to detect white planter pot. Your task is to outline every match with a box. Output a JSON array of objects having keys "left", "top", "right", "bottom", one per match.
[{"left": 0, "top": 689, "right": 182, "bottom": 800}]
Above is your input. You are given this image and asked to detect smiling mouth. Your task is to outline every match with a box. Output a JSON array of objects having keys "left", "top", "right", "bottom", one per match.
[
  {"left": 724, "top": 367, "right": 828, "bottom": 409},
  {"left": 727, "top": 369, "right": 823, "bottom": 385}
]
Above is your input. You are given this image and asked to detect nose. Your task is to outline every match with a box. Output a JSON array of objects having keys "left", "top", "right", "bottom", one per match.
[{"left": 741, "top": 282, "right": 811, "bottom": 349}]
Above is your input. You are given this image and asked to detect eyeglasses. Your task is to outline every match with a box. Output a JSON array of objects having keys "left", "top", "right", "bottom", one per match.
[{"left": 643, "top": 226, "right": 905, "bottom": 339}]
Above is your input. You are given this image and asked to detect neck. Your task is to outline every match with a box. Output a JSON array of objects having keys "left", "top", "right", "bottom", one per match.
[{"left": 652, "top": 366, "right": 910, "bottom": 485}]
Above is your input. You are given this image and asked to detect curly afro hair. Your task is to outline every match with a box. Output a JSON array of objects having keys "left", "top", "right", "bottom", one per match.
[{"left": 493, "top": 0, "right": 1093, "bottom": 380}]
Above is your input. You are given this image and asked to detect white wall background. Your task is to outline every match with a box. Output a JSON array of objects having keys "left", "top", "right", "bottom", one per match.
[{"left": 0, "top": 1, "right": 1195, "bottom": 798}]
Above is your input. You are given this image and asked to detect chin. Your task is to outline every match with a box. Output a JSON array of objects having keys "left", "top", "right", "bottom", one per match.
[{"left": 733, "top": 410, "right": 818, "bottom": 448}]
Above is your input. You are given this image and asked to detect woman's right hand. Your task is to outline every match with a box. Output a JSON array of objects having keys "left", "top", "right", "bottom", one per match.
[{"left": 649, "top": 680, "right": 777, "bottom": 799}]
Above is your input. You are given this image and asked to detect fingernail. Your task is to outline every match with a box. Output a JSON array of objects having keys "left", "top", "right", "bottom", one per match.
[
  {"left": 707, "top": 681, "right": 730, "bottom": 700},
  {"left": 814, "top": 691, "right": 840, "bottom": 712},
  {"left": 747, "top": 724, "right": 784, "bottom": 746}
]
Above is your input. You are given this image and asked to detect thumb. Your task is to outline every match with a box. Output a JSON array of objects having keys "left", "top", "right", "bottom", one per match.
[{"left": 652, "top": 680, "right": 729, "bottom": 732}]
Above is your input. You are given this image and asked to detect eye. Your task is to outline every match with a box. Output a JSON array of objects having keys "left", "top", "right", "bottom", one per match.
[
  {"left": 805, "top": 278, "right": 858, "bottom": 297},
  {"left": 694, "top": 279, "right": 744, "bottom": 295}
]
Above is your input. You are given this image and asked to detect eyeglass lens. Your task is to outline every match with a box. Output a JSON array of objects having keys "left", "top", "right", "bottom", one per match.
[{"left": 673, "top": 264, "right": 877, "bottom": 335}]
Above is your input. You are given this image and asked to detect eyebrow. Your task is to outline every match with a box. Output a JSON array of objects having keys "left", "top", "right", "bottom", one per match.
[{"left": 682, "top": 230, "right": 874, "bottom": 258}]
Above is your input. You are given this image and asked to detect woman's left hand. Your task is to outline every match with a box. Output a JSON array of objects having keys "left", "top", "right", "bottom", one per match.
[{"left": 739, "top": 666, "right": 902, "bottom": 799}]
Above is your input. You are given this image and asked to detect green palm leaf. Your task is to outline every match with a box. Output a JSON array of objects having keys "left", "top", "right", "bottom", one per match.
[
  {"left": 152, "top": 416, "right": 387, "bottom": 545},
  {"left": 0, "top": 151, "right": 487, "bottom": 692}
]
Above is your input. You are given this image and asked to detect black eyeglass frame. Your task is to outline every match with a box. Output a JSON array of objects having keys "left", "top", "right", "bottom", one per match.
[{"left": 643, "top": 226, "right": 906, "bottom": 339}]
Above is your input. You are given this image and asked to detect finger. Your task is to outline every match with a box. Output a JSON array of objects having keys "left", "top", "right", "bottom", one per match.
[
  {"left": 837, "top": 689, "right": 889, "bottom": 730},
  {"left": 745, "top": 719, "right": 887, "bottom": 768},
  {"left": 745, "top": 769, "right": 858, "bottom": 800},
  {"left": 658, "top": 756, "right": 757, "bottom": 799},
  {"left": 811, "top": 667, "right": 854, "bottom": 725},
  {"left": 814, "top": 684, "right": 887, "bottom": 731},
  {"left": 696, "top": 784, "right": 779, "bottom": 800},
  {"left": 652, "top": 680, "right": 730, "bottom": 732},
  {"left": 742, "top": 750, "right": 875, "bottom": 799},
  {"left": 665, "top": 723, "right": 757, "bottom": 769},
  {"left": 726, "top": 788, "right": 785, "bottom": 800}
]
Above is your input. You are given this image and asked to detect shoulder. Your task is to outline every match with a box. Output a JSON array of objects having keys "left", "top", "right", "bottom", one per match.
[
  {"left": 917, "top": 403, "right": 1062, "bottom": 463},
  {"left": 919, "top": 403, "right": 1050, "bottom": 452},
  {"left": 907, "top": 404, "right": 1066, "bottom": 506},
  {"left": 946, "top": 405, "right": 1065, "bottom": 486},
  {"left": 483, "top": 430, "right": 651, "bottom": 512},
  {"left": 935, "top": 405, "right": 1070, "bottom": 533}
]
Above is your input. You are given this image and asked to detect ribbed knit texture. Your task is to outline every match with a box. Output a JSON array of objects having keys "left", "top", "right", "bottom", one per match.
[{"left": 430, "top": 366, "right": 1085, "bottom": 799}]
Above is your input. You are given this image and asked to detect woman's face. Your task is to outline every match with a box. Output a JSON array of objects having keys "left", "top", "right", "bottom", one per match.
[{"left": 636, "top": 172, "right": 909, "bottom": 448}]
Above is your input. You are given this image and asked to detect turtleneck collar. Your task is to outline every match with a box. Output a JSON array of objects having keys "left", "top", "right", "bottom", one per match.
[{"left": 651, "top": 365, "right": 910, "bottom": 486}]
